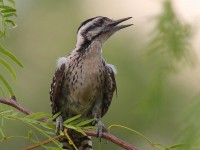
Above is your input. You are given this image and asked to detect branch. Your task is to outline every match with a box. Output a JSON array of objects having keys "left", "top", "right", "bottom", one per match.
[
  {"left": 0, "top": 98, "right": 33, "bottom": 115},
  {"left": 0, "top": 97, "right": 138, "bottom": 150}
]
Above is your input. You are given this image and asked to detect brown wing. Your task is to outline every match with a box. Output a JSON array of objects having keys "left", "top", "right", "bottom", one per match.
[
  {"left": 50, "top": 64, "right": 65, "bottom": 115},
  {"left": 101, "top": 65, "right": 117, "bottom": 117}
]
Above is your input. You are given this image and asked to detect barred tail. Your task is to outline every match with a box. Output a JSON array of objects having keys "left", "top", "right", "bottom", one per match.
[{"left": 60, "top": 130, "right": 93, "bottom": 150}]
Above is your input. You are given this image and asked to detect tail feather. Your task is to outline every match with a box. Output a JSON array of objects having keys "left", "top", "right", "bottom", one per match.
[{"left": 60, "top": 130, "right": 93, "bottom": 150}]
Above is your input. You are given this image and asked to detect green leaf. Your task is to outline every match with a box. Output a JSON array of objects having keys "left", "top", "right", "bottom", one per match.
[
  {"left": 0, "top": 5, "right": 14, "bottom": 10},
  {"left": 28, "top": 130, "right": 32, "bottom": 139},
  {"left": 63, "top": 124, "right": 77, "bottom": 130},
  {"left": 3, "top": 12, "right": 17, "bottom": 17},
  {"left": 0, "top": 74, "right": 14, "bottom": 95},
  {"left": 0, "top": 57, "right": 17, "bottom": 79},
  {"left": 0, "top": 127, "right": 5, "bottom": 137},
  {"left": 83, "top": 126, "right": 96, "bottom": 130},
  {"left": 40, "top": 122, "right": 55, "bottom": 130},
  {"left": 25, "top": 112, "right": 51, "bottom": 120},
  {"left": 75, "top": 127, "right": 86, "bottom": 136},
  {"left": 7, "top": 0, "right": 15, "bottom": 5},
  {"left": 0, "top": 110, "right": 13, "bottom": 114},
  {"left": 5, "top": 19, "right": 17, "bottom": 28},
  {"left": 68, "top": 119, "right": 82, "bottom": 125},
  {"left": 10, "top": 112, "right": 19, "bottom": 116},
  {"left": 63, "top": 115, "right": 81, "bottom": 124},
  {"left": 76, "top": 119, "right": 94, "bottom": 127},
  {"left": 22, "top": 118, "right": 39, "bottom": 124},
  {"left": 1, "top": 8, "right": 16, "bottom": 13},
  {"left": 46, "top": 112, "right": 61, "bottom": 123},
  {"left": 169, "top": 144, "right": 185, "bottom": 149},
  {"left": 0, "top": 44, "right": 23, "bottom": 67}
]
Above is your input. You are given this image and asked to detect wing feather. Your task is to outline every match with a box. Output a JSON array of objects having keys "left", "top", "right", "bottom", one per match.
[
  {"left": 101, "top": 65, "right": 117, "bottom": 117},
  {"left": 50, "top": 64, "right": 65, "bottom": 115}
]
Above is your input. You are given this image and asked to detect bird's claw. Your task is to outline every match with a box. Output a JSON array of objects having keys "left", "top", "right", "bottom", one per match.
[
  {"left": 96, "top": 120, "right": 106, "bottom": 138},
  {"left": 55, "top": 115, "right": 63, "bottom": 135}
]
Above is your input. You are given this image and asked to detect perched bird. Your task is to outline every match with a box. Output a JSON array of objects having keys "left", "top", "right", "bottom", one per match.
[{"left": 50, "top": 16, "right": 132, "bottom": 149}]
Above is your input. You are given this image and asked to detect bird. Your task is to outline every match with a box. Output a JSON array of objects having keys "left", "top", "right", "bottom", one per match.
[{"left": 50, "top": 16, "right": 132, "bottom": 150}]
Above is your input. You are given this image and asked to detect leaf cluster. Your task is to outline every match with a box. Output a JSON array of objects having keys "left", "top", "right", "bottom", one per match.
[
  {"left": 0, "top": 0, "right": 23, "bottom": 97},
  {"left": 0, "top": 110, "right": 94, "bottom": 150}
]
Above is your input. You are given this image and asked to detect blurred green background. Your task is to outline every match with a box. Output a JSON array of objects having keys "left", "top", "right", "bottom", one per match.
[{"left": 1, "top": 0, "right": 200, "bottom": 149}]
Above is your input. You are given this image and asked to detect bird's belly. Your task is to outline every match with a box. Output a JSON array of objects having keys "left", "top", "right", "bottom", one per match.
[{"left": 66, "top": 71, "right": 103, "bottom": 115}]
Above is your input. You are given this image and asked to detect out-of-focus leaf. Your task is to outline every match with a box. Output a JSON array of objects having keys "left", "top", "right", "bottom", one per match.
[
  {"left": 0, "top": 5, "right": 13, "bottom": 9},
  {"left": 7, "top": 0, "right": 15, "bottom": 5},
  {"left": 28, "top": 130, "right": 32, "bottom": 139},
  {"left": 1, "top": 8, "right": 16, "bottom": 13},
  {"left": 0, "top": 127, "right": 5, "bottom": 137},
  {"left": 0, "top": 44, "right": 23, "bottom": 67},
  {"left": 169, "top": 144, "right": 185, "bottom": 149},
  {"left": 5, "top": 19, "right": 17, "bottom": 28},
  {"left": 0, "top": 57, "right": 17, "bottom": 79},
  {"left": 0, "top": 74, "right": 14, "bottom": 95},
  {"left": 3, "top": 12, "right": 17, "bottom": 17}
]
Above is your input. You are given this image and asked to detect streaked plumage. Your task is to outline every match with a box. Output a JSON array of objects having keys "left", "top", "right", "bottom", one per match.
[{"left": 50, "top": 16, "right": 132, "bottom": 149}]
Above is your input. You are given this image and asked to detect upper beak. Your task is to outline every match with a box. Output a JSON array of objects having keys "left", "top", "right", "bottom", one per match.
[{"left": 108, "top": 17, "right": 133, "bottom": 30}]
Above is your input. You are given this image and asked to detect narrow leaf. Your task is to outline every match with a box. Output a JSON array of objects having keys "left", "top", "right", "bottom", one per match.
[
  {"left": 75, "top": 127, "right": 86, "bottom": 136},
  {"left": 1, "top": 8, "right": 16, "bottom": 13},
  {"left": 0, "top": 57, "right": 16, "bottom": 79},
  {"left": 25, "top": 112, "right": 51, "bottom": 120},
  {"left": 0, "top": 5, "right": 13, "bottom": 10},
  {"left": 170, "top": 144, "right": 185, "bottom": 149},
  {"left": 3, "top": 12, "right": 17, "bottom": 17},
  {"left": 0, "top": 74, "right": 14, "bottom": 95},
  {"left": 28, "top": 130, "right": 32, "bottom": 139},
  {"left": 0, "top": 127, "right": 5, "bottom": 137},
  {"left": 40, "top": 122, "right": 55, "bottom": 130},
  {"left": 63, "top": 124, "right": 77, "bottom": 130},
  {"left": 10, "top": 112, "right": 19, "bottom": 116},
  {"left": 0, "top": 44, "right": 23, "bottom": 67},
  {"left": 76, "top": 119, "right": 94, "bottom": 127},
  {"left": 46, "top": 112, "right": 61, "bottom": 123},
  {"left": 83, "top": 126, "right": 96, "bottom": 130},
  {"left": 7, "top": 0, "right": 15, "bottom": 5},
  {"left": 5, "top": 19, "right": 17, "bottom": 28},
  {"left": 63, "top": 115, "right": 81, "bottom": 124}
]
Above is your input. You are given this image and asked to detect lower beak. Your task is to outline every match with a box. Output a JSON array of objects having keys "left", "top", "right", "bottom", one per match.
[{"left": 109, "top": 17, "right": 133, "bottom": 30}]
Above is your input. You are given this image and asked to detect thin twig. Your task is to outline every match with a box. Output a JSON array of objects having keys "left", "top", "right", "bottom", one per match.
[
  {"left": 21, "top": 135, "right": 62, "bottom": 150},
  {"left": 0, "top": 97, "right": 138, "bottom": 150}
]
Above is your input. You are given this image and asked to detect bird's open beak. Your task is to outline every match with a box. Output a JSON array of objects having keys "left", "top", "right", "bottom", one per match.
[{"left": 108, "top": 17, "right": 133, "bottom": 31}]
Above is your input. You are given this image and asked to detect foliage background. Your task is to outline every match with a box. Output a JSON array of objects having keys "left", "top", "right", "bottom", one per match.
[{"left": 1, "top": 0, "right": 200, "bottom": 149}]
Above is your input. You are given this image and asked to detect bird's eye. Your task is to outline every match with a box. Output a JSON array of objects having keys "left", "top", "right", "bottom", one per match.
[{"left": 94, "top": 19, "right": 104, "bottom": 27}]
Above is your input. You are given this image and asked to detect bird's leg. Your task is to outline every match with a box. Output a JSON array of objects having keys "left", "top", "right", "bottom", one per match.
[{"left": 55, "top": 115, "right": 63, "bottom": 135}]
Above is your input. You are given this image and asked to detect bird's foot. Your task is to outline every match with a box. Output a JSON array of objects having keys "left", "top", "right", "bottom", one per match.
[
  {"left": 96, "top": 119, "right": 107, "bottom": 138},
  {"left": 55, "top": 115, "right": 63, "bottom": 135}
]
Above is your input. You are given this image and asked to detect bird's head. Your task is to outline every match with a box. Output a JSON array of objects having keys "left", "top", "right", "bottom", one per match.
[{"left": 76, "top": 16, "right": 133, "bottom": 50}]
